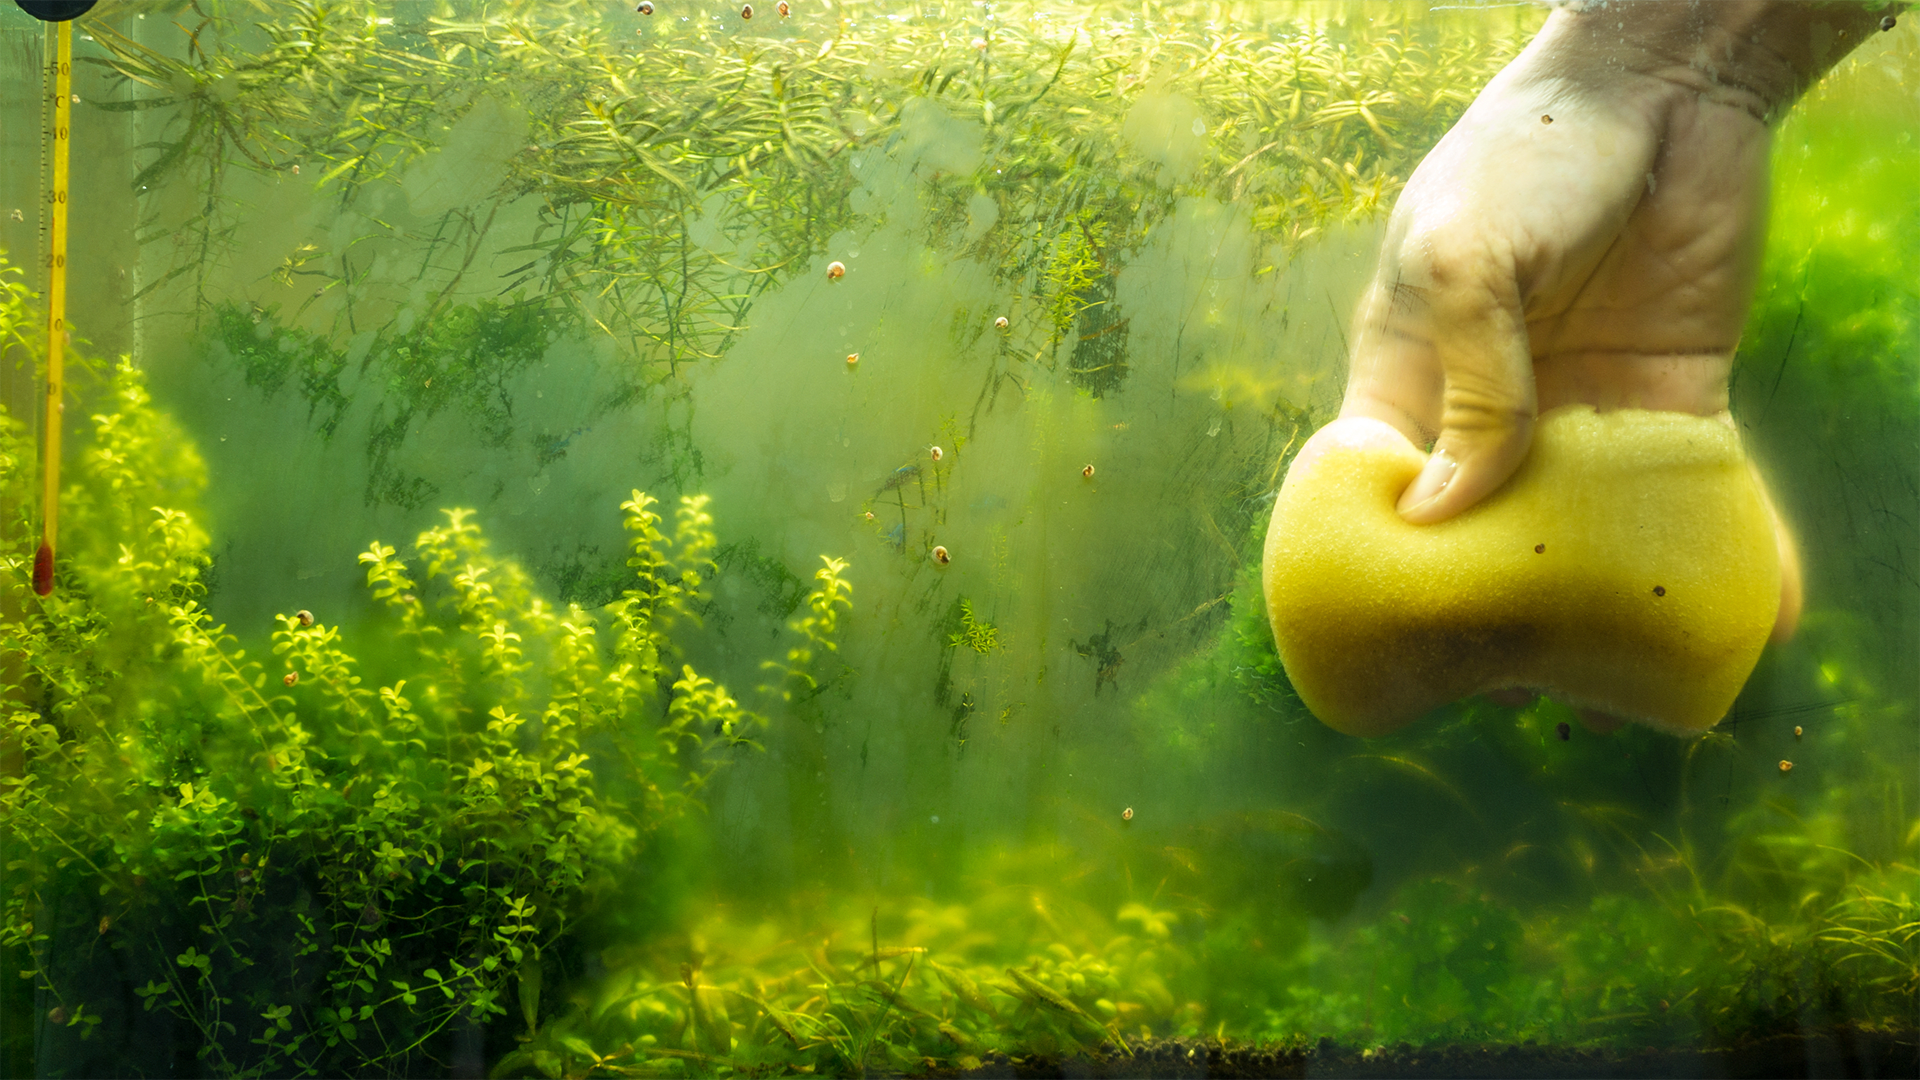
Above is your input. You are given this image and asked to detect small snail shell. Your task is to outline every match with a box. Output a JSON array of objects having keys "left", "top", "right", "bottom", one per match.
[
  {"left": 296, "top": 609, "right": 315, "bottom": 627},
  {"left": 636, "top": 0, "right": 652, "bottom": 12},
  {"left": 284, "top": 672, "right": 299, "bottom": 687},
  {"left": 1794, "top": 725, "right": 1803, "bottom": 739},
  {"left": 777, "top": 0, "right": 789, "bottom": 14},
  {"left": 930, "top": 445, "right": 943, "bottom": 462},
  {"left": 846, "top": 352, "right": 859, "bottom": 366},
  {"left": 1779, "top": 760, "right": 1793, "bottom": 774},
  {"left": 971, "top": 37, "right": 987, "bottom": 50},
  {"left": 826, "top": 260, "right": 846, "bottom": 280},
  {"left": 932, "top": 545, "right": 950, "bottom": 565},
  {"left": 1122, "top": 807, "right": 1134, "bottom": 821},
  {"left": 994, "top": 316, "right": 1009, "bottom": 329},
  {"left": 1082, "top": 464, "right": 1095, "bottom": 479},
  {"left": 741, "top": 3, "right": 753, "bottom": 18}
]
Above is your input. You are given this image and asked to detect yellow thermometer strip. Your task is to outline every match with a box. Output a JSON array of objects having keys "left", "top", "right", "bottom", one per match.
[{"left": 33, "top": 20, "right": 70, "bottom": 597}]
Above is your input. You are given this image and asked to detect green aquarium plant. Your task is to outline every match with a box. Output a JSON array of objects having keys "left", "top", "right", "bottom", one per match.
[
  {"left": 1, "top": 327, "right": 851, "bottom": 1075},
  {"left": 84, "top": 1, "right": 1531, "bottom": 505}
]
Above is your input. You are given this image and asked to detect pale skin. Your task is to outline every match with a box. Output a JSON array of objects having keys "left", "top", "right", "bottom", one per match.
[{"left": 1333, "top": 1, "right": 1894, "bottom": 722}]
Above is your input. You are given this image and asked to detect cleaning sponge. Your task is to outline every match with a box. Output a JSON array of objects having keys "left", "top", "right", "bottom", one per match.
[{"left": 1261, "top": 407, "right": 1779, "bottom": 737}]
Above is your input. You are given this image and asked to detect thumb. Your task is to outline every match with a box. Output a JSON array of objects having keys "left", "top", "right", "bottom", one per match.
[{"left": 1394, "top": 260, "right": 1536, "bottom": 524}]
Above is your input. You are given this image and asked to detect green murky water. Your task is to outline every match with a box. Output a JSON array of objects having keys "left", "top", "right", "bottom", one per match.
[{"left": 1, "top": 3, "right": 1915, "bottom": 1076}]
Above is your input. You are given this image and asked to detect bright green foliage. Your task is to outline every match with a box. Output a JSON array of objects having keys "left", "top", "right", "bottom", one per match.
[
  {"left": 947, "top": 598, "right": 1002, "bottom": 655},
  {"left": 494, "top": 832, "right": 1917, "bottom": 1077},
  {"left": 0, "top": 254, "right": 34, "bottom": 362},
  {"left": 610, "top": 491, "right": 718, "bottom": 690},
  {"left": 503, "top": 848, "right": 1195, "bottom": 1077},
  {"left": 761, "top": 555, "right": 854, "bottom": 711},
  {"left": 1, "top": 347, "right": 850, "bottom": 1076},
  {"left": 89, "top": 2, "right": 1533, "bottom": 481}
]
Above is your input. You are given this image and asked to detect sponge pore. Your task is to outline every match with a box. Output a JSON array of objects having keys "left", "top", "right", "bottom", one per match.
[{"left": 1261, "top": 407, "right": 1779, "bottom": 737}]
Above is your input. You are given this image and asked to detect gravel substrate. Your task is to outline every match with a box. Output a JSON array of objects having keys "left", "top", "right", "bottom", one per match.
[{"left": 936, "top": 1025, "right": 1918, "bottom": 1078}]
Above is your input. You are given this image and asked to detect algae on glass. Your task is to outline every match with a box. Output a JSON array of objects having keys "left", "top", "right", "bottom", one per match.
[{"left": 1, "top": 1, "right": 1915, "bottom": 1076}]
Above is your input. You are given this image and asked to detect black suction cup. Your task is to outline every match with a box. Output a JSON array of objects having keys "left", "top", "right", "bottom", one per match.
[{"left": 15, "top": 1, "right": 98, "bottom": 21}]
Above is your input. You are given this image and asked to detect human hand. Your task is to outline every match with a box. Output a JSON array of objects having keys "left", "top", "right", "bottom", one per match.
[{"left": 1338, "top": 2, "right": 1886, "bottom": 645}]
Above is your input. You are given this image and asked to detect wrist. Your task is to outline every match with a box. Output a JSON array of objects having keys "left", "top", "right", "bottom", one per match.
[{"left": 1539, "top": 1, "right": 1891, "bottom": 122}]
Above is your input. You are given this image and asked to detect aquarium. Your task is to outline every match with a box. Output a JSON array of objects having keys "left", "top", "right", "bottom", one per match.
[{"left": 1, "top": 1, "right": 1915, "bottom": 1077}]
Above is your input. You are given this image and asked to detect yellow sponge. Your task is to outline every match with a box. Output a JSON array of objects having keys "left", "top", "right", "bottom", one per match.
[{"left": 1261, "top": 407, "right": 1779, "bottom": 737}]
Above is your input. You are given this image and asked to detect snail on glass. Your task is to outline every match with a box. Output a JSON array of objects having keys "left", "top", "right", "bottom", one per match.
[
  {"left": 932, "top": 546, "right": 950, "bottom": 565},
  {"left": 826, "top": 260, "right": 846, "bottom": 280}
]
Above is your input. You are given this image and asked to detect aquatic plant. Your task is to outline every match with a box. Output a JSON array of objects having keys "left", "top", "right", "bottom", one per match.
[
  {"left": 759, "top": 554, "right": 854, "bottom": 714},
  {"left": 85, "top": 1, "right": 1532, "bottom": 501},
  {"left": 0, "top": 347, "right": 851, "bottom": 1075},
  {"left": 0, "top": 257, "right": 34, "bottom": 362},
  {"left": 946, "top": 598, "right": 1001, "bottom": 655},
  {"left": 483, "top": 824, "right": 1916, "bottom": 1077},
  {"left": 0, "top": 317, "right": 1910, "bottom": 1080}
]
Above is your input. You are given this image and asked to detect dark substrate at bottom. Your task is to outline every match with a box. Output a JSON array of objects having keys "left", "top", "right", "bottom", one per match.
[{"left": 932, "top": 1026, "right": 1918, "bottom": 1079}]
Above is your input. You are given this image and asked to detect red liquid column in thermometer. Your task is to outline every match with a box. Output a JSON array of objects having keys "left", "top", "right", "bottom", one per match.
[{"left": 33, "top": 21, "right": 71, "bottom": 597}]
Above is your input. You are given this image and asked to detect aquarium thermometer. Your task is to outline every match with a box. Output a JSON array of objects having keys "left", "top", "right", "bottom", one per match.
[{"left": 32, "top": 18, "right": 71, "bottom": 597}]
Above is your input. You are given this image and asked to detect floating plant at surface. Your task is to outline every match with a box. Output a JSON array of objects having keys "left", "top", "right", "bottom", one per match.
[
  {"left": 84, "top": 0, "right": 1533, "bottom": 505},
  {"left": 0, "top": 339, "right": 852, "bottom": 1075}
]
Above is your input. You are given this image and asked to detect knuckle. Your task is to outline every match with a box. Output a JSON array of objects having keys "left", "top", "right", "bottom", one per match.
[
  {"left": 1442, "top": 383, "right": 1535, "bottom": 441},
  {"left": 1397, "top": 224, "right": 1515, "bottom": 312}
]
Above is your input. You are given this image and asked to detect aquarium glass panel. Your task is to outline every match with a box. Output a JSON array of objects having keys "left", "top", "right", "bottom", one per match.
[{"left": 2, "top": 2, "right": 1915, "bottom": 1077}]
